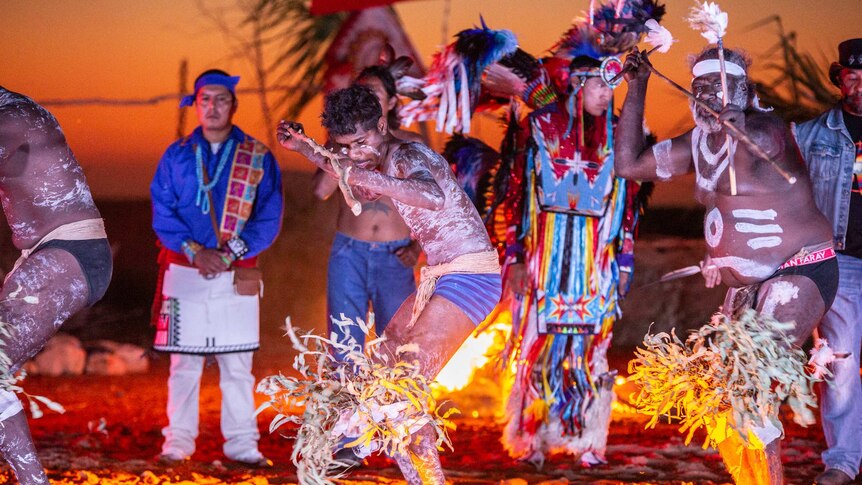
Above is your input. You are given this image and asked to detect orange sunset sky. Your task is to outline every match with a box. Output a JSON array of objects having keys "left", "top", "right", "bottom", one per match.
[{"left": 2, "top": 0, "right": 860, "bottom": 204}]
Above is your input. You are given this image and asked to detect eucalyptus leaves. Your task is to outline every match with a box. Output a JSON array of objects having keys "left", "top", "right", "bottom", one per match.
[
  {"left": 256, "top": 315, "right": 456, "bottom": 484},
  {"left": 628, "top": 310, "right": 820, "bottom": 449}
]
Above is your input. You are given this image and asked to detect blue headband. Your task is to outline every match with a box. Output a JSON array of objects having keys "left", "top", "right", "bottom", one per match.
[{"left": 179, "top": 73, "right": 241, "bottom": 108}]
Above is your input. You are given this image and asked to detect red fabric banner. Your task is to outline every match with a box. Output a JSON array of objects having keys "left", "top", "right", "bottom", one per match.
[
  {"left": 310, "top": 0, "right": 406, "bottom": 16},
  {"left": 322, "top": 6, "right": 425, "bottom": 93}
]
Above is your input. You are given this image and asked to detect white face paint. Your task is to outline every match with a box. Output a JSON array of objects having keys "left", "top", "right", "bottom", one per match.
[
  {"left": 652, "top": 139, "right": 673, "bottom": 180},
  {"left": 358, "top": 144, "right": 381, "bottom": 157},
  {"left": 760, "top": 281, "right": 799, "bottom": 317},
  {"left": 705, "top": 207, "right": 723, "bottom": 248}
]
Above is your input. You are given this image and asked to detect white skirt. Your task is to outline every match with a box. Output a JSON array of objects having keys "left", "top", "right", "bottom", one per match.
[{"left": 153, "top": 264, "right": 259, "bottom": 354}]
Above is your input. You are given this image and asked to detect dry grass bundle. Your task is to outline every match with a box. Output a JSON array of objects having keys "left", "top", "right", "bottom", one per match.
[
  {"left": 256, "top": 315, "right": 457, "bottom": 485},
  {"left": 627, "top": 309, "right": 819, "bottom": 449}
]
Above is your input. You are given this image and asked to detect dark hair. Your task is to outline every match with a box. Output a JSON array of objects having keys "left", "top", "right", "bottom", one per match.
[
  {"left": 356, "top": 66, "right": 397, "bottom": 98},
  {"left": 356, "top": 66, "right": 402, "bottom": 129},
  {"left": 321, "top": 85, "right": 382, "bottom": 136},
  {"left": 194, "top": 68, "right": 236, "bottom": 102},
  {"left": 570, "top": 55, "right": 602, "bottom": 72}
]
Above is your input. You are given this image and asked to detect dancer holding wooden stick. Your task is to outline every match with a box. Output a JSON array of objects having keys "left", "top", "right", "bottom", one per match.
[
  {"left": 277, "top": 84, "right": 501, "bottom": 483},
  {"left": 615, "top": 45, "right": 836, "bottom": 484}
]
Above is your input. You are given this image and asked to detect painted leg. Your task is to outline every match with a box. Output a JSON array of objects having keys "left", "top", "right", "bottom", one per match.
[
  {"left": 403, "top": 424, "right": 446, "bottom": 484},
  {"left": 392, "top": 451, "right": 423, "bottom": 485},
  {"left": 756, "top": 274, "right": 825, "bottom": 345},
  {"left": 380, "top": 294, "right": 475, "bottom": 483},
  {"left": 764, "top": 439, "right": 784, "bottom": 485},
  {"left": 0, "top": 411, "right": 48, "bottom": 485},
  {"left": 0, "top": 249, "right": 89, "bottom": 480},
  {"left": 715, "top": 432, "right": 771, "bottom": 485}
]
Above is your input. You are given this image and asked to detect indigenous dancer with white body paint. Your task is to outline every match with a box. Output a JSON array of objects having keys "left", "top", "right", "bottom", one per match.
[
  {"left": 615, "top": 47, "right": 836, "bottom": 484},
  {"left": 313, "top": 61, "right": 423, "bottom": 363},
  {"left": 0, "top": 86, "right": 111, "bottom": 484},
  {"left": 277, "top": 84, "right": 502, "bottom": 484}
]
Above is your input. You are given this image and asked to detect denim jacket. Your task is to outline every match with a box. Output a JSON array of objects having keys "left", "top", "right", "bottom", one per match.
[{"left": 794, "top": 103, "right": 856, "bottom": 249}]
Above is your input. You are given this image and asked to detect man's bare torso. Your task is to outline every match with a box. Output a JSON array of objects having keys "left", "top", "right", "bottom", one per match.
[
  {"left": 0, "top": 88, "right": 100, "bottom": 249},
  {"left": 334, "top": 194, "right": 411, "bottom": 242},
  {"left": 380, "top": 141, "right": 492, "bottom": 266},
  {"left": 687, "top": 113, "right": 832, "bottom": 286}
]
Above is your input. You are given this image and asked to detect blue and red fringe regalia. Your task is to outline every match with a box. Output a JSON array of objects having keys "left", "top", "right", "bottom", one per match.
[{"left": 500, "top": 77, "right": 644, "bottom": 465}]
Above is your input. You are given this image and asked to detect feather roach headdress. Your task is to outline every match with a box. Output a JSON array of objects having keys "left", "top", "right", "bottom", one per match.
[
  {"left": 554, "top": 0, "right": 666, "bottom": 59},
  {"left": 400, "top": 18, "right": 518, "bottom": 134}
]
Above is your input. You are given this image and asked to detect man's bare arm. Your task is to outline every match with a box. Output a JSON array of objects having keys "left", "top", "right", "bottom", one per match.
[
  {"left": 348, "top": 147, "right": 445, "bottom": 210},
  {"left": 276, "top": 121, "right": 338, "bottom": 177},
  {"left": 0, "top": 107, "right": 26, "bottom": 164},
  {"left": 615, "top": 50, "right": 693, "bottom": 181},
  {"left": 312, "top": 168, "right": 339, "bottom": 200}
]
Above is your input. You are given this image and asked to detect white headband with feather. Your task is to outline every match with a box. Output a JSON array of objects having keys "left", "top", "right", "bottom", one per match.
[{"left": 692, "top": 59, "right": 746, "bottom": 78}]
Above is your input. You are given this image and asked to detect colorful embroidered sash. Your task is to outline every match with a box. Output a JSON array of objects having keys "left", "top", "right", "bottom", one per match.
[{"left": 218, "top": 138, "right": 267, "bottom": 242}]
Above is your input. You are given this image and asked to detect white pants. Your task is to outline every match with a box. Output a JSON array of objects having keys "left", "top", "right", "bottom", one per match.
[{"left": 161, "top": 351, "right": 260, "bottom": 460}]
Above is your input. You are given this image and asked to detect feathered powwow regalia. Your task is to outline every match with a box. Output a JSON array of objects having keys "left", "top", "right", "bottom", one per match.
[{"left": 401, "top": 0, "right": 663, "bottom": 465}]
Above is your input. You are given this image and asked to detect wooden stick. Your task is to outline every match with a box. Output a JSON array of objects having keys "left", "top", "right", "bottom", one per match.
[
  {"left": 298, "top": 136, "right": 362, "bottom": 216},
  {"left": 644, "top": 63, "right": 797, "bottom": 185},
  {"left": 717, "top": 39, "right": 738, "bottom": 195},
  {"left": 607, "top": 45, "right": 661, "bottom": 85}
]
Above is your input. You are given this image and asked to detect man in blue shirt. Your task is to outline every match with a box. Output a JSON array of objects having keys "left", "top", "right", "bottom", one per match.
[
  {"left": 796, "top": 39, "right": 862, "bottom": 485},
  {"left": 150, "top": 69, "right": 283, "bottom": 466}
]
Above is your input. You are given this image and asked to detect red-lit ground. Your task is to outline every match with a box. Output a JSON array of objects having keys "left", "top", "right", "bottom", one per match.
[{"left": 0, "top": 355, "right": 835, "bottom": 485}]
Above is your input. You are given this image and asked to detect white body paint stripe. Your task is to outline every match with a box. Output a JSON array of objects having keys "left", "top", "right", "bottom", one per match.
[
  {"left": 747, "top": 236, "right": 783, "bottom": 249},
  {"left": 735, "top": 223, "right": 783, "bottom": 234},
  {"left": 732, "top": 209, "right": 777, "bottom": 220},
  {"left": 653, "top": 139, "right": 673, "bottom": 180},
  {"left": 710, "top": 256, "right": 776, "bottom": 279}
]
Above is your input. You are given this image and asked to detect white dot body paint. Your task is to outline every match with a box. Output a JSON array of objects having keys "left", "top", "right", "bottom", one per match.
[
  {"left": 709, "top": 256, "right": 776, "bottom": 280},
  {"left": 705, "top": 207, "right": 723, "bottom": 248},
  {"left": 652, "top": 139, "right": 673, "bottom": 180},
  {"left": 760, "top": 281, "right": 799, "bottom": 317}
]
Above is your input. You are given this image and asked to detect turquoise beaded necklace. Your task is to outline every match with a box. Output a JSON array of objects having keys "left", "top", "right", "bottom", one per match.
[{"left": 195, "top": 139, "right": 235, "bottom": 214}]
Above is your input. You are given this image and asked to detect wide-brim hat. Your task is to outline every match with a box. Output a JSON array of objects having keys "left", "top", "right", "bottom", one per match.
[{"left": 829, "top": 38, "right": 862, "bottom": 86}]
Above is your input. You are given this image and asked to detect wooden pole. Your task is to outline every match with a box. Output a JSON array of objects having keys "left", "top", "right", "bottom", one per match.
[
  {"left": 175, "top": 59, "right": 188, "bottom": 139},
  {"left": 717, "top": 40, "right": 738, "bottom": 195}
]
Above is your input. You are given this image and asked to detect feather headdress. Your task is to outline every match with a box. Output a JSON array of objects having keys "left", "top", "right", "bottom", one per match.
[
  {"left": 399, "top": 18, "right": 518, "bottom": 134},
  {"left": 553, "top": 0, "right": 666, "bottom": 60}
]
